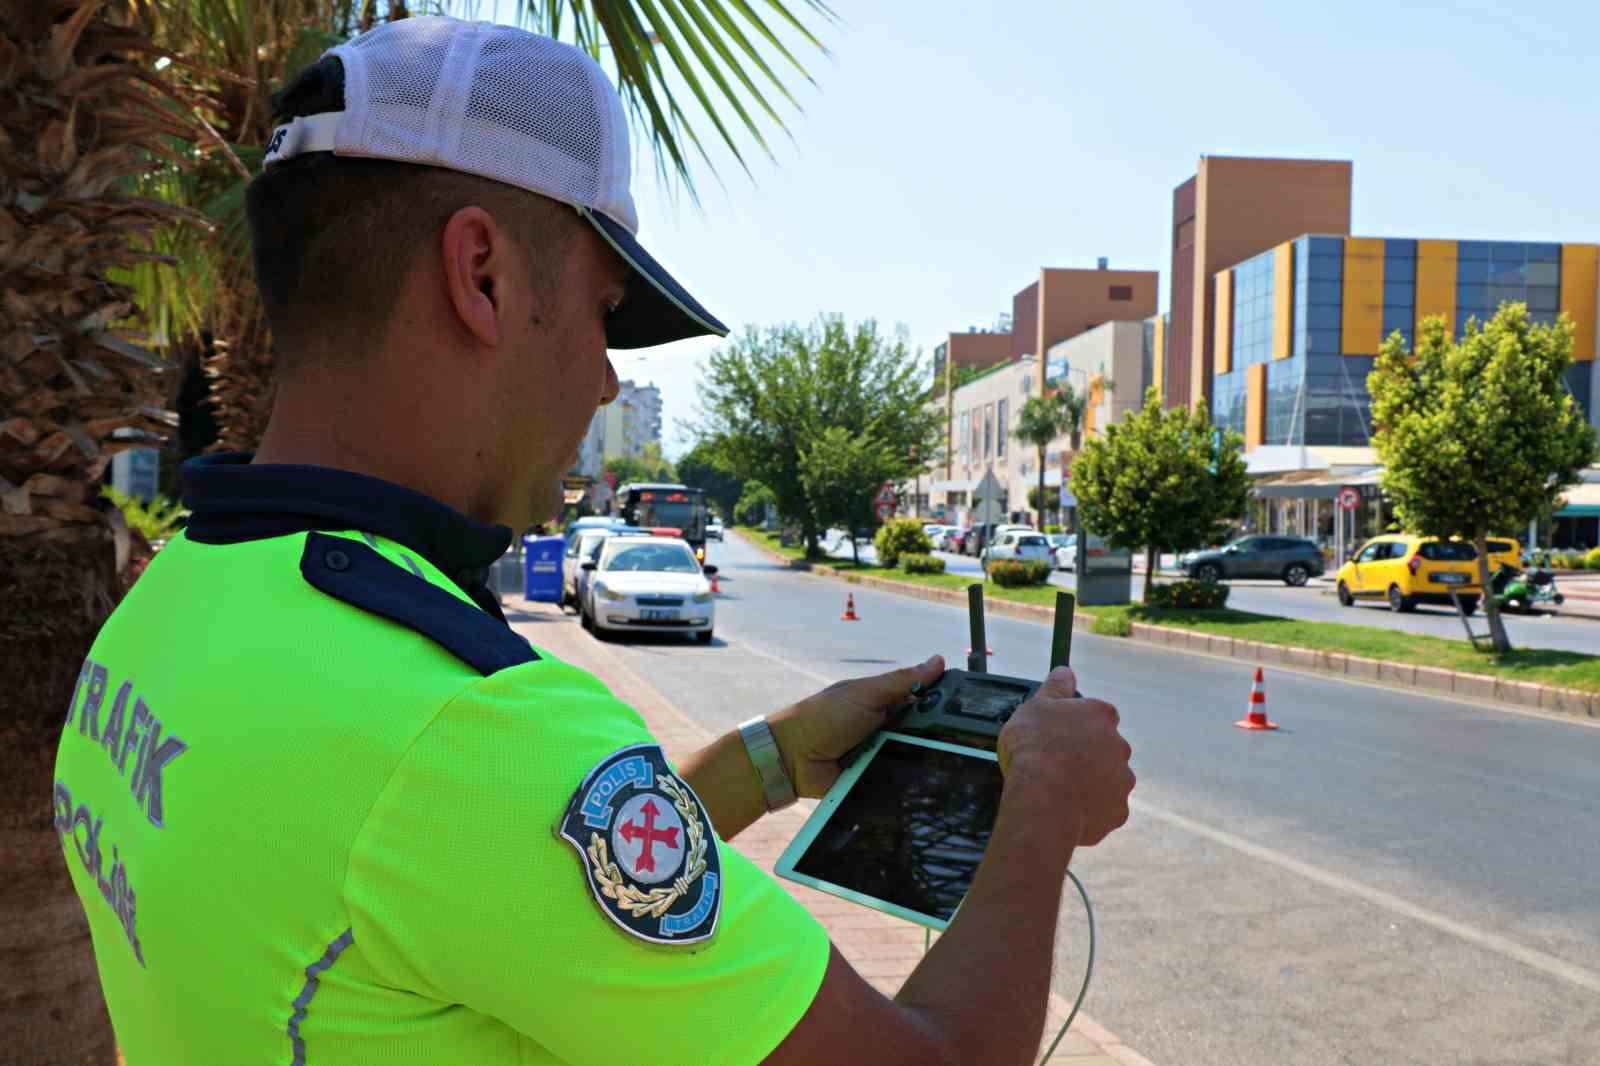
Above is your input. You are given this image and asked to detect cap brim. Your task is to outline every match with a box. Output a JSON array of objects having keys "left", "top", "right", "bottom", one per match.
[{"left": 581, "top": 208, "right": 728, "bottom": 349}]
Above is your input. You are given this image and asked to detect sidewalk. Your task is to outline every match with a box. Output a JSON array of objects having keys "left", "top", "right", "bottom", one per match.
[{"left": 502, "top": 594, "right": 1153, "bottom": 1066}]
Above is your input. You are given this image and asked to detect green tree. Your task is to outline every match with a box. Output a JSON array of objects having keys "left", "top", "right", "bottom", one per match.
[
  {"left": 800, "top": 427, "right": 896, "bottom": 563},
  {"left": 604, "top": 442, "right": 674, "bottom": 488},
  {"left": 1070, "top": 387, "right": 1250, "bottom": 600},
  {"left": 1368, "top": 305, "right": 1598, "bottom": 653},
  {"left": 675, "top": 439, "right": 743, "bottom": 519},
  {"left": 1014, "top": 390, "right": 1072, "bottom": 527},
  {"left": 700, "top": 316, "right": 945, "bottom": 558},
  {"left": 734, "top": 479, "right": 776, "bottom": 525},
  {"left": 1027, "top": 484, "right": 1061, "bottom": 514}
]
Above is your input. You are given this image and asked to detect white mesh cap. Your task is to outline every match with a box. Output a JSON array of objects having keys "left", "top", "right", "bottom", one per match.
[{"left": 261, "top": 16, "right": 726, "bottom": 349}]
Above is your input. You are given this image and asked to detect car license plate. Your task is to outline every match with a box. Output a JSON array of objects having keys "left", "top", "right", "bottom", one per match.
[
  {"left": 1435, "top": 572, "right": 1468, "bottom": 584},
  {"left": 641, "top": 608, "right": 679, "bottom": 621}
]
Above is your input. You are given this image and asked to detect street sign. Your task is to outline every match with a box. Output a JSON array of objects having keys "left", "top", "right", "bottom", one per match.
[
  {"left": 971, "top": 468, "right": 1005, "bottom": 524},
  {"left": 876, "top": 481, "right": 897, "bottom": 506},
  {"left": 875, "top": 501, "right": 895, "bottom": 521},
  {"left": 1338, "top": 486, "right": 1360, "bottom": 511}
]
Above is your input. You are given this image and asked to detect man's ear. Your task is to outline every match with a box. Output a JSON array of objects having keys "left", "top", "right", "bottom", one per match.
[{"left": 440, "top": 205, "right": 503, "bottom": 348}]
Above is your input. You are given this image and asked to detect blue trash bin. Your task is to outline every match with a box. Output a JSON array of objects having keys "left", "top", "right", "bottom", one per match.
[{"left": 523, "top": 535, "right": 566, "bottom": 603}]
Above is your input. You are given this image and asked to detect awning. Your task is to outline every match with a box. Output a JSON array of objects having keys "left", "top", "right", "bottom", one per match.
[
  {"left": 1556, "top": 481, "right": 1600, "bottom": 517},
  {"left": 930, "top": 478, "right": 976, "bottom": 493},
  {"left": 1253, "top": 468, "right": 1383, "bottom": 500}
]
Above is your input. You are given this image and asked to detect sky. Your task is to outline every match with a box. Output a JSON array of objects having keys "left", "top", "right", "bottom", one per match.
[{"left": 509, "top": 0, "right": 1600, "bottom": 457}]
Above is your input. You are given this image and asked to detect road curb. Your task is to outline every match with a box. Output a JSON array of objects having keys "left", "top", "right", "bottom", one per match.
[{"left": 732, "top": 531, "right": 1600, "bottom": 720}]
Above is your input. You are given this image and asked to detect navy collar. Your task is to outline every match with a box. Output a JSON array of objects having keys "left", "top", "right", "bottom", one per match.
[{"left": 181, "top": 453, "right": 513, "bottom": 617}]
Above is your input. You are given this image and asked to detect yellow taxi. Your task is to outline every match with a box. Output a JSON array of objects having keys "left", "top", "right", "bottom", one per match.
[{"left": 1335, "top": 534, "right": 1482, "bottom": 613}]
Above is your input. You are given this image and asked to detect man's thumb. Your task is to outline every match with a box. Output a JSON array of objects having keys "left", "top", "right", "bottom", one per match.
[{"left": 1040, "top": 666, "right": 1078, "bottom": 697}]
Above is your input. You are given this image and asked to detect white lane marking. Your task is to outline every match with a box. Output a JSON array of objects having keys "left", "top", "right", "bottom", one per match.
[{"left": 1132, "top": 798, "right": 1600, "bottom": 994}]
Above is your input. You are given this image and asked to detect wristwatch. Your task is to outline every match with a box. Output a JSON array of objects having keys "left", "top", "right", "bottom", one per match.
[{"left": 737, "top": 716, "right": 797, "bottom": 812}]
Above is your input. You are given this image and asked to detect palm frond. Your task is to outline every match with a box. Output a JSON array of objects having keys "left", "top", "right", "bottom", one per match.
[{"left": 494, "top": 0, "right": 834, "bottom": 198}]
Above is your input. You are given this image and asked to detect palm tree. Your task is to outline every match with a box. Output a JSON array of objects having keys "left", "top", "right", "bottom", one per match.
[
  {"left": 0, "top": 1, "right": 213, "bottom": 1057},
  {"left": 1014, "top": 387, "right": 1077, "bottom": 528}
]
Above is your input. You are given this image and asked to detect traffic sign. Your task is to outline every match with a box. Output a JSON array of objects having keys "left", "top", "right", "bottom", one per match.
[
  {"left": 876, "top": 481, "right": 897, "bottom": 505},
  {"left": 875, "top": 501, "right": 895, "bottom": 521},
  {"left": 1338, "top": 486, "right": 1360, "bottom": 511}
]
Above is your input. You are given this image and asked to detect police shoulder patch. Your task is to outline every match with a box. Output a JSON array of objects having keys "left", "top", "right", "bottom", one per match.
[{"left": 557, "top": 743, "right": 722, "bottom": 946}]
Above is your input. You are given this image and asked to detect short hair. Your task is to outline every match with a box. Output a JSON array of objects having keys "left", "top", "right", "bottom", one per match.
[{"left": 245, "top": 56, "right": 578, "bottom": 373}]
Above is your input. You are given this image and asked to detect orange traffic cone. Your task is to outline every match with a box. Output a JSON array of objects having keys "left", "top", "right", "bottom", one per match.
[
  {"left": 709, "top": 572, "right": 720, "bottom": 594},
  {"left": 1234, "top": 667, "right": 1279, "bottom": 730},
  {"left": 841, "top": 594, "right": 859, "bottom": 621}
]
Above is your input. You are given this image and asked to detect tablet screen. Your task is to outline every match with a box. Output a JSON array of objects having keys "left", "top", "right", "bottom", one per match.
[{"left": 790, "top": 737, "right": 1003, "bottom": 924}]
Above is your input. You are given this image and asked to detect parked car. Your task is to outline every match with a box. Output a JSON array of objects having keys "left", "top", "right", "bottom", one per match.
[
  {"left": 965, "top": 522, "right": 999, "bottom": 556},
  {"left": 1047, "top": 533, "right": 1076, "bottom": 571},
  {"left": 940, "top": 526, "right": 970, "bottom": 553},
  {"left": 706, "top": 517, "right": 724, "bottom": 541},
  {"left": 580, "top": 536, "right": 717, "bottom": 643},
  {"left": 1335, "top": 534, "right": 1481, "bottom": 613},
  {"left": 1179, "top": 535, "right": 1325, "bottom": 587},
  {"left": 563, "top": 529, "right": 613, "bottom": 607},
  {"left": 981, "top": 530, "right": 1053, "bottom": 574}
]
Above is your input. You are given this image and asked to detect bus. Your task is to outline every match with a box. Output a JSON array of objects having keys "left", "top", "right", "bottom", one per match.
[{"left": 616, "top": 483, "right": 709, "bottom": 554}]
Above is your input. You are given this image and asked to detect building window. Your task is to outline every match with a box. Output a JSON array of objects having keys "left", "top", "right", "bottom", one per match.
[
  {"left": 1109, "top": 285, "right": 1133, "bottom": 301},
  {"left": 958, "top": 410, "right": 969, "bottom": 463},
  {"left": 970, "top": 408, "right": 981, "bottom": 461},
  {"left": 983, "top": 404, "right": 994, "bottom": 460},
  {"left": 996, "top": 398, "right": 1008, "bottom": 458}
]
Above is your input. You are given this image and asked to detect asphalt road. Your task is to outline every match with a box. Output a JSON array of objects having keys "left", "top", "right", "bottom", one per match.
[
  {"left": 821, "top": 535, "right": 1600, "bottom": 655},
  {"left": 577, "top": 533, "right": 1600, "bottom": 1066}
]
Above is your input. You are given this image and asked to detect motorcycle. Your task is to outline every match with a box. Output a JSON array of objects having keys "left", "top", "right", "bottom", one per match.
[{"left": 1489, "top": 562, "right": 1565, "bottom": 615}]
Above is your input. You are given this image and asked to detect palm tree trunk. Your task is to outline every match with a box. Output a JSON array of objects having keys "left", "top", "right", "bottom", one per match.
[
  {"left": 1145, "top": 546, "right": 1156, "bottom": 602},
  {"left": 1037, "top": 445, "right": 1047, "bottom": 529},
  {"left": 0, "top": 528, "right": 122, "bottom": 1063}
]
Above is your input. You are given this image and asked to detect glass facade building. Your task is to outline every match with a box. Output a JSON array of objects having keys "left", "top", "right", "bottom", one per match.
[{"left": 1211, "top": 235, "right": 1598, "bottom": 449}]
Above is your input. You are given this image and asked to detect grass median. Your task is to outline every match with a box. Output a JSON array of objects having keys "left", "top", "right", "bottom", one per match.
[{"left": 734, "top": 528, "right": 1600, "bottom": 695}]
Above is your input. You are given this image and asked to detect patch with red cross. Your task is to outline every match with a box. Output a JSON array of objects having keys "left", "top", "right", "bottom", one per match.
[{"left": 557, "top": 744, "right": 722, "bottom": 945}]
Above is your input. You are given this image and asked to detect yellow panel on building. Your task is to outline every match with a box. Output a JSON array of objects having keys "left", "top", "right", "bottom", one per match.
[
  {"left": 1245, "top": 363, "right": 1266, "bottom": 450},
  {"left": 1152, "top": 316, "right": 1166, "bottom": 398},
  {"left": 1214, "top": 269, "right": 1234, "bottom": 375},
  {"left": 1560, "top": 243, "right": 1598, "bottom": 362},
  {"left": 1341, "top": 237, "right": 1384, "bottom": 355},
  {"left": 1414, "top": 239, "right": 1457, "bottom": 341},
  {"left": 1272, "top": 242, "right": 1293, "bottom": 359}
]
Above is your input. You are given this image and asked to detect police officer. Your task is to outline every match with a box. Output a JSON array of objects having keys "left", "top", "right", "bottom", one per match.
[{"left": 53, "top": 16, "right": 1134, "bottom": 1065}]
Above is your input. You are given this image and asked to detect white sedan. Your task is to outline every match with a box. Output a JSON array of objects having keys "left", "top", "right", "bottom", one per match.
[
  {"left": 1048, "top": 533, "right": 1076, "bottom": 571},
  {"left": 980, "top": 531, "right": 1053, "bottom": 573},
  {"left": 580, "top": 537, "right": 717, "bottom": 643}
]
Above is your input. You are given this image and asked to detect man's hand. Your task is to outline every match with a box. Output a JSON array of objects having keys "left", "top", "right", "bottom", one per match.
[
  {"left": 997, "top": 666, "right": 1134, "bottom": 847},
  {"left": 767, "top": 655, "right": 945, "bottom": 798}
]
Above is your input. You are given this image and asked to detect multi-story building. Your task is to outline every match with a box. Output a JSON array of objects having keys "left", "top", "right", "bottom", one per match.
[
  {"left": 1166, "top": 155, "right": 1353, "bottom": 410},
  {"left": 928, "top": 262, "right": 1159, "bottom": 503},
  {"left": 929, "top": 356, "right": 1036, "bottom": 525},
  {"left": 1210, "top": 236, "right": 1597, "bottom": 452},
  {"left": 1210, "top": 235, "right": 1600, "bottom": 549}
]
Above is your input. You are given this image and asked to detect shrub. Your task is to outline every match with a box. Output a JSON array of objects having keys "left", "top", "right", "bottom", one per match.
[
  {"left": 901, "top": 553, "right": 945, "bottom": 574},
  {"left": 1146, "top": 580, "right": 1230, "bottom": 609},
  {"left": 1586, "top": 547, "right": 1600, "bottom": 570},
  {"left": 1092, "top": 613, "right": 1132, "bottom": 637},
  {"left": 1044, "top": 524, "right": 1063, "bottom": 534},
  {"left": 101, "top": 485, "right": 188, "bottom": 544},
  {"left": 874, "top": 516, "right": 932, "bottom": 568},
  {"left": 987, "top": 559, "right": 1051, "bottom": 587}
]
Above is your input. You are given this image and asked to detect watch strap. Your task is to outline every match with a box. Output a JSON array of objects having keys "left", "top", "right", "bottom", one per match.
[{"left": 737, "top": 716, "right": 797, "bottom": 812}]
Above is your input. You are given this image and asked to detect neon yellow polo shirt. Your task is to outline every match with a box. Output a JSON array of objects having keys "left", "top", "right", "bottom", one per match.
[{"left": 52, "top": 454, "right": 828, "bottom": 1064}]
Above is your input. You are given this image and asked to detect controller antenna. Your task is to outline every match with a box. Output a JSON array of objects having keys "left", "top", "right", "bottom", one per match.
[
  {"left": 967, "top": 583, "right": 987, "bottom": 672},
  {"left": 1050, "top": 591, "right": 1076, "bottom": 672}
]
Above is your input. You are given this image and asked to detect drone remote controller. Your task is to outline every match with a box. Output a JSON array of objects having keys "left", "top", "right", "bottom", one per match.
[{"left": 852, "top": 585, "right": 1079, "bottom": 757}]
